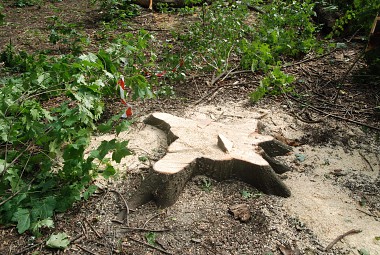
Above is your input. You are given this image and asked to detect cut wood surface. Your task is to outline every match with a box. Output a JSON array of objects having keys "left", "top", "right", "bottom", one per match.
[{"left": 127, "top": 112, "right": 292, "bottom": 209}]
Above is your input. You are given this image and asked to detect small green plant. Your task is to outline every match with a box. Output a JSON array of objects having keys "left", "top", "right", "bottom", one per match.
[
  {"left": 145, "top": 232, "right": 157, "bottom": 246},
  {"left": 0, "top": 42, "right": 32, "bottom": 72},
  {"left": 250, "top": 67, "right": 295, "bottom": 103},
  {"left": 0, "top": 4, "right": 5, "bottom": 25},
  {"left": 94, "top": 0, "right": 141, "bottom": 21},
  {"left": 201, "top": 178, "right": 212, "bottom": 192},
  {"left": 47, "top": 15, "right": 89, "bottom": 54},
  {"left": 241, "top": 190, "right": 262, "bottom": 199}
]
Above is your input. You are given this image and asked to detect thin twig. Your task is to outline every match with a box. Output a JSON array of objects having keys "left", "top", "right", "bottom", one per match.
[
  {"left": 110, "top": 190, "right": 130, "bottom": 225},
  {"left": 359, "top": 151, "right": 375, "bottom": 171},
  {"left": 193, "top": 82, "right": 252, "bottom": 105},
  {"left": 128, "top": 236, "right": 173, "bottom": 255},
  {"left": 120, "top": 226, "right": 170, "bottom": 232},
  {"left": 289, "top": 96, "right": 380, "bottom": 131},
  {"left": 356, "top": 208, "right": 378, "bottom": 218},
  {"left": 76, "top": 244, "right": 100, "bottom": 255},
  {"left": 325, "top": 229, "right": 362, "bottom": 251},
  {"left": 142, "top": 212, "right": 164, "bottom": 228},
  {"left": 0, "top": 177, "right": 35, "bottom": 207},
  {"left": 13, "top": 243, "right": 42, "bottom": 255},
  {"left": 84, "top": 218, "right": 102, "bottom": 239},
  {"left": 210, "top": 70, "right": 229, "bottom": 87},
  {"left": 71, "top": 233, "right": 84, "bottom": 243},
  {"left": 341, "top": 50, "right": 366, "bottom": 80},
  {"left": 283, "top": 49, "right": 337, "bottom": 68}
]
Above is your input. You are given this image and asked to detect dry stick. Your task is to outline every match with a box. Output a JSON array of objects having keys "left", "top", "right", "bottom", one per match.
[
  {"left": 289, "top": 96, "right": 380, "bottom": 132},
  {"left": 71, "top": 233, "right": 84, "bottom": 243},
  {"left": 341, "top": 49, "right": 366, "bottom": 80},
  {"left": 128, "top": 236, "right": 173, "bottom": 255},
  {"left": 120, "top": 226, "right": 170, "bottom": 232},
  {"left": 142, "top": 212, "right": 163, "bottom": 228},
  {"left": 283, "top": 49, "right": 337, "bottom": 68},
  {"left": 0, "top": 177, "right": 35, "bottom": 207},
  {"left": 110, "top": 190, "right": 130, "bottom": 225},
  {"left": 325, "top": 229, "right": 362, "bottom": 251},
  {"left": 358, "top": 151, "right": 375, "bottom": 171},
  {"left": 356, "top": 208, "right": 378, "bottom": 218},
  {"left": 84, "top": 218, "right": 102, "bottom": 239},
  {"left": 76, "top": 244, "right": 100, "bottom": 255},
  {"left": 13, "top": 243, "right": 42, "bottom": 255},
  {"left": 193, "top": 82, "right": 251, "bottom": 105}
]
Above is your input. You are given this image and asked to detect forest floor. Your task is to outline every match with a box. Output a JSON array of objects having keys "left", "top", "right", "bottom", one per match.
[{"left": 1, "top": 1, "right": 380, "bottom": 254}]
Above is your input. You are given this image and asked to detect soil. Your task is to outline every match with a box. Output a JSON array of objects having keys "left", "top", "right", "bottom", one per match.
[{"left": 1, "top": 1, "right": 380, "bottom": 255}]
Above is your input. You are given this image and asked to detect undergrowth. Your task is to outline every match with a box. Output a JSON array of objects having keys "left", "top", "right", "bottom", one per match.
[
  {"left": 175, "top": 0, "right": 319, "bottom": 102},
  {"left": 0, "top": 31, "right": 154, "bottom": 235}
]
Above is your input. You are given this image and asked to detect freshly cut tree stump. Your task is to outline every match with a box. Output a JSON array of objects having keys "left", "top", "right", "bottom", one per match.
[{"left": 127, "top": 112, "right": 292, "bottom": 209}]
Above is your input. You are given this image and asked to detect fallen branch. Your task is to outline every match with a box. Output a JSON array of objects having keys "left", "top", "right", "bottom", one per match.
[
  {"left": 128, "top": 236, "right": 173, "bottom": 255},
  {"left": 325, "top": 229, "right": 362, "bottom": 251}
]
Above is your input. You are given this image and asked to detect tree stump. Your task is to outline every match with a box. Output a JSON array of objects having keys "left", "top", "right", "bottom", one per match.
[{"left": 127, "top": 112, "right": 292, "bottom": 209}]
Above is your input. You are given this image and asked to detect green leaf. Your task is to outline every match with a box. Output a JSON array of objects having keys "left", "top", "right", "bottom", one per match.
[
  {"left": 13, "top": 208, "right": 31, "bottom": 234},
  {"left": 0, "top": 159, "right": 5, "bottom": 175},
  {"left": 295, "top": 153, "right": 306, "bottom": 162},
  {"left": 358, "top": 248, "right": 370, "bottom": 255},
  {"left": 112, "top": 140, "right": 132, "bottom": 163},
  {"left": 32, "top": 196, "right": 56, "bottom": 219},
  {"left": 115, "top": 120, "right": 130, "bottom": 136},
  {"left": 102, "top": 165, "right": 116, "bottom": 179},
  {"left": 145, "top": 232, "right": 157, "bottom": 246},
  {"left": 93, "top": 139, "right": 117, "bottom": 160},
  {"left": 30, "top": 218, "right": 54, "bottom": 235},
  {"left": 46, "top": 232, "right": 70, "bottom": 249},
  {"left": 83, "top": 185, "right": 98, "bottom": 200},
  {"left": 241, "top": 190, "right": 252, "bottom": 199}
]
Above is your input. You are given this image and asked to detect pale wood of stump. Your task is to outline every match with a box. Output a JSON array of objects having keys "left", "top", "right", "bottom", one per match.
[{"left": 127, "top": 112, "right": 292, "bottom": 209}]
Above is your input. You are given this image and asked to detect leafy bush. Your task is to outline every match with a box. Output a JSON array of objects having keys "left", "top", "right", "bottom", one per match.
[
  {"left": 250, "top": 67, "right": 295, "bottom": 102},
  {"left": 329, "top": 0, "right": 380, "bottom": 36},
  {"left": 0, "top": 32, "right": 154, "bottom": 235},
  {"left": 176, "top": 0, "right": 317, "bottom": 101},
  {"left": 47, "top": 16, "right": 90, "bottom": 55},
  {"left": 94, "top": 0, "right": 141, "bottom": 21},
  {"left": 177, "top": 0, "right": 252, "bottom": 73}
]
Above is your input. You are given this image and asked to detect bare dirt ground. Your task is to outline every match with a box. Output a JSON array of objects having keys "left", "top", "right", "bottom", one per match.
[{"left": 1, "top": 1, "right": 380, "bottom": 254}]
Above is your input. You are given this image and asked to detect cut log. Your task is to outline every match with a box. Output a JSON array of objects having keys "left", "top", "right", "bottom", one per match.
[{"left": 127, "top": 112, "right": 292, "bottom": 210}]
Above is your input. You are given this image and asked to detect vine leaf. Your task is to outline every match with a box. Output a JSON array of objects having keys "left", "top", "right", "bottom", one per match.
[
  {"left": 112, "top": 140, "right": 131, "bottom": 163},
  {"left": 12, "top": 208, "right": 31, "bottom": 234},
  {"left": 46, "top": 232, "right": 70, "bottom": 249}
]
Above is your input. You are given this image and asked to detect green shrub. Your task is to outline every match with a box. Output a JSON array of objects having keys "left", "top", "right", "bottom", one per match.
[
  {"left": 250, "top": 67, "right": 295, "bottom": 102},
  {"left": 331, "top": 0, "right": 380, "bottom": 35},
  {"left": 0, "top": 32, "right": 153, "bottom": 236}
]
